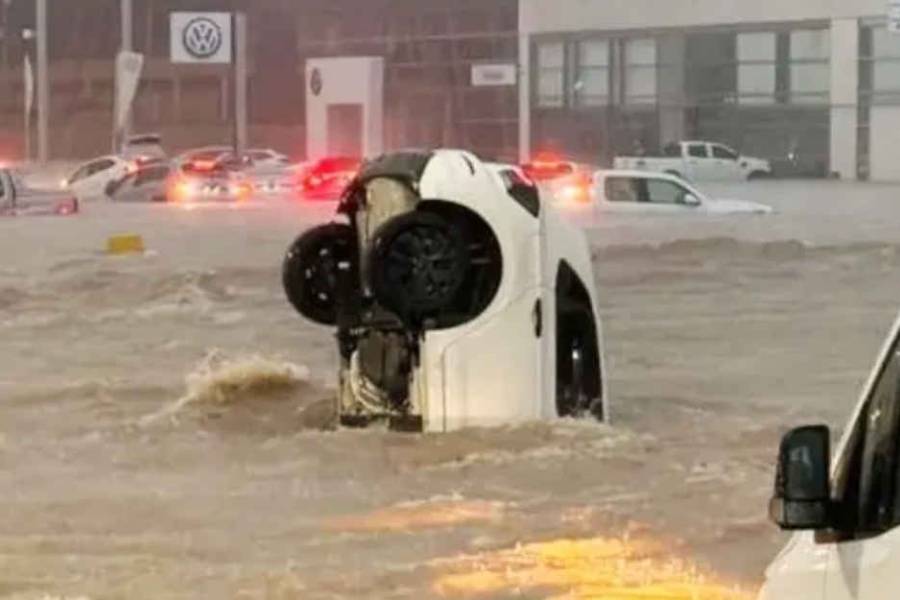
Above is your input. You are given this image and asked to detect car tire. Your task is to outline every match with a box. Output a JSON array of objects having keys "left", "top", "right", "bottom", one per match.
[
  {"left": 556, "top": 300, "right": 603, "bottom": 420},
  {"left": 747, "top": 170, "right": 769, "bottom": 181},
  {"left": 367, "top": 210, "right": 469, "bottom": 325},
  {"left": 283, "top": 223, "right": 359, "bottom": 326}
]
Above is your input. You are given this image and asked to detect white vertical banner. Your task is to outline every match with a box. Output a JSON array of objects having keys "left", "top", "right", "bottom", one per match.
[
  {"left": 23, "top": 54, "right": 34, "bottom": 119},
  {"left": 113, "top": 51, "right": 144, "bottom": 152},
  {"left": 23, "top": 54, "right": 34, "bottom": 161},
  {"left": 889, "top": 0, "right": 900, "bottom": 33},
  {"left": 115, "top": 51, "right": 144, "bottom": 132}
]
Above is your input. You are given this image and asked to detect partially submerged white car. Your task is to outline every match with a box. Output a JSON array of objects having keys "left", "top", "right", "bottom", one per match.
[
  {"left": 761, "top": 312, "right": 900, "bottom": 599},
  {"left": 63, "top": 155, "right": 132, "bottom": 200},
  {"left": 584, "top": 170, "right": 772, "bottom": 215},
  {"left": 283, "top": 150, "right": 607, "bottom": 432}
]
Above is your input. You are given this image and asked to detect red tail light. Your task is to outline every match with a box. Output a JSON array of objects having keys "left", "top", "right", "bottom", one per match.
[{"left": 191, "top": 159, "right": 217, "bottom": 172}]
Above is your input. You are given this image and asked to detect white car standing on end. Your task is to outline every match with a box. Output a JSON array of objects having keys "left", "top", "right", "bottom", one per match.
[
  {"left": 282, "top": 150, "right": 607, "bottom": 432},
  {"left": 615, "top": 140, "right": 772, "bottom": 182},
  {"left": 582, "top": 170, "right": 772, "bottom": 216},
  {"left": 762, "top": 310, "right": 900, "bottom": 600}
]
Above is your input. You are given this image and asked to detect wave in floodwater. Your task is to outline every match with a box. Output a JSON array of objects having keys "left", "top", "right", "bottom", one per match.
[{"left": 140, "top": 351, "right": 327, "bottom": 432}]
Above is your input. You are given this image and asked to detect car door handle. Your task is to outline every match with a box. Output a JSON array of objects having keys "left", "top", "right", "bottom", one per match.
[{"left": 532, "top": 299, "right": 542, "bottom": 338}]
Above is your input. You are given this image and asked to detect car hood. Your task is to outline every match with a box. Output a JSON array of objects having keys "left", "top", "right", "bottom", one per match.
[{"left": 705, "top": 197, "right": 774, "bottom": 214}]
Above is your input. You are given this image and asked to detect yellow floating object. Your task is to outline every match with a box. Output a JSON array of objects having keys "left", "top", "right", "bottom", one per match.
[{"left": 106, "top": 234, "right": 145, "bottom": 255}]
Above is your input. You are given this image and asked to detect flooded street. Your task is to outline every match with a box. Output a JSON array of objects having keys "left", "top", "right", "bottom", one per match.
[{"left": 2, "top": 181, "right": 900, "bottom": 599}]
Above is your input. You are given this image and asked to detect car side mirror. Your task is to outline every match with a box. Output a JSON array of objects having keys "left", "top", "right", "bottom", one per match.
[
  {"left": 682, "top": 193, "right": 701, "bottom": 207},
  {"left": 769, "top": 425, "right": 831, "bottom": 530}
]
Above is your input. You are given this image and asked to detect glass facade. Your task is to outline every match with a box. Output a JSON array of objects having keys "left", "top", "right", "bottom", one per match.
[
  {"left": 737, "top": 32, "right": 777, "bottom": 104},
  {"left": 536, "top": 42, "right": 565, "bottom": 107},
  {"left": 575, "top": 40, "right": 611, "bottom": 107}
]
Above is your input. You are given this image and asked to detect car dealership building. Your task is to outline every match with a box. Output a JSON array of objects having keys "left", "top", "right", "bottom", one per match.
[{"left": 519, "top": 0, "right": 900, "bottom": 180}]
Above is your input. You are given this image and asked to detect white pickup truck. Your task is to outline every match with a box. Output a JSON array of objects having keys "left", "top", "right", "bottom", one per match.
[{"left": 614, "top": 141, "right": 772, "bottom": 182}]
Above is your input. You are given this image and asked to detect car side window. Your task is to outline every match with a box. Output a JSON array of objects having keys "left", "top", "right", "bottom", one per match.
[
  {"left": 687, "top": 144, "right": 708, "bottom": 158},
  {"left": 645, "top": 180, "right": 688, "bottom": 205},
  {"left": 712, "top": 145, "right": 738, "bottom": 160},
  {"left": 605, "top": 177, "right": 639, "bottom": 203},
  {"left": 499, "top": 169, "right": 540, "bottom": 217},
  {"left": 831, "top": 333, "right": 900, "bottom": 534},
  {"left": 662, "top": 143, "right": 680, "bottom": 157},
  {"left": 69, "top": 165, "right": 92, "bottom": 183},
  {"left": 859, "top": 342, "right": 900, "bottom": 531},
  {"left": 90, "top": 159, "right": 116, "bottom": 176}
]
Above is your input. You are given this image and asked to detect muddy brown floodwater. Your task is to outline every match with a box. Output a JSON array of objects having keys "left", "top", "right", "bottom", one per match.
[{"left": 1, "top": 181, "right": 900, "bottom": 599}]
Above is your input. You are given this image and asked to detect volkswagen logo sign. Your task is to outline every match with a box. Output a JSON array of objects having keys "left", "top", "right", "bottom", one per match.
[
  {"left": 183, "top": 17, "right": 224, "bottom": 60},
  {"left": 310, "top": 68, "right": 323, "bottom": 97}
]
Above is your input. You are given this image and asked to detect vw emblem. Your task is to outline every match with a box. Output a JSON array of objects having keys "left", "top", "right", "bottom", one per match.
[
  {"left": 183, "top": 17, "right": 224, "bottom": 59},
  {"left": 310, "top": 68, "right": 323, "bottom": 96}
]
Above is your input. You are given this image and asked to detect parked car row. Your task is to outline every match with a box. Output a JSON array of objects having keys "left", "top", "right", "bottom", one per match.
[{"left": 59, "top": 136, "right": 363, "bottom": 206}]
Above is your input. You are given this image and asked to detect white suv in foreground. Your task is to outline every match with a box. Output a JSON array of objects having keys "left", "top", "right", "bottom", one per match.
[{"left": 763, "top": 313, "right": 900, "bottom": 599}]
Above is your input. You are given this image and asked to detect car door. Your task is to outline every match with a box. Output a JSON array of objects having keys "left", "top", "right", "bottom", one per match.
[
  {"left": 823, "top": 329, "right": 900, "bottom": 599},
  {"left": 710, "top": 144, "right": 743, "bottom": 181},
  {"left": 684, "top": 143, "right": 713, "bottom": 180}
]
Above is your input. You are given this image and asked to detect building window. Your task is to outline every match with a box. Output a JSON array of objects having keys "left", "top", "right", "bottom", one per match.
[
  {"left": 871, "top": 27, "right": 900, "bottom": 94},
  {"left": 737, "top": 32, "right": 776, "bottom": 104},
  {"left": 574, "top": 39, "right": 610, "bottom": 107},
  {"left": 624, "top": 38, "right": 656, "bottom": 104},
  {"left": 790, "top": 29, "right": 830, "bottom": 103},
  {"left": 536, "top": 42, "right": 565, "bottom": 108}
]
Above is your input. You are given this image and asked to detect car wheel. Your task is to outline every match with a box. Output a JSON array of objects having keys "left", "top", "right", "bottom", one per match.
[
  {"left": 556, "top": 302, "right": 603, "bottom": 420},
  {"left": 283, "top": 223, "right": 358, "bottom": 326},
  {"left": 367, "top": 210, "right": 469, "bottom": 325},
  {"left": 747, "top": 170, "right": 769, "bottom": 181}
]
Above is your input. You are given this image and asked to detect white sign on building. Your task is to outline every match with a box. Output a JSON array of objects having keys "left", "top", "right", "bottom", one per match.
[
  {"left": 471, "top": 63, "right": 517, "bottom": 87},
  {"left": 890, "top": 0, "right": 900, "bottom": 33},
  {"left": 170, "top": 12, "right": 233, "bottom": 64}
]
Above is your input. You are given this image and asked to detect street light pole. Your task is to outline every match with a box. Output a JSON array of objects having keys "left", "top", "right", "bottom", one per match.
[
  {"left": 36, "top": 0, "right": 48, "bottom": 163},
  {"left": 121, "top": 0, "right": 133, "bottom": 52}
]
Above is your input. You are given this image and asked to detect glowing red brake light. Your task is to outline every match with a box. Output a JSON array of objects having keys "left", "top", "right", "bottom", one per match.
[{"left": 191, "top": 159, "right": 217, "bottom": 172}]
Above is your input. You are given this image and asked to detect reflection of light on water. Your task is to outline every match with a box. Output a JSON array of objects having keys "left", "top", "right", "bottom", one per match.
[
  {"left": 432, "top": 537, "right": 753, "bottom": 599},
  {"left": 325, "top": 499, "right": 505, "bottom": 533}
]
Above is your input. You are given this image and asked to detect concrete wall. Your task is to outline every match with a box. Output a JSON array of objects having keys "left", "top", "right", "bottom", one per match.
[
  {"left": 305, "top": 57, "right": 384, "bottom": 159},
  {"left": 520, "top": 0, "right": 884, "bottom": 34},
  {"left": 870, "top": 107, "right": 900, "bottom": 181}
]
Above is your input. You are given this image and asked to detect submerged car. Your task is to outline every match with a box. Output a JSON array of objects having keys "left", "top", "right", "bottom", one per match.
[
  {"left": 1, "top": 169, "right": 78, "bottom": 216},
  {"left": 762, "top": 311, "right": 900, "bottom": 599},
  {"left": 297, "top": 156, "right": 361, "bottom": 200},
  {"left": 589, "top": 170, "right": 773, "bottom": 215},
  {"left": 63, "top": 155, "right": 132, "bottom": 200},
  {"left": 282, "top": 149, "right": 607, "bottom": 433},
  {"left": 166, "top": 159, "right": 252, "bottom": 204},
  {"left": 105, "top": 162, "right": 172, "bottom": 203}
]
